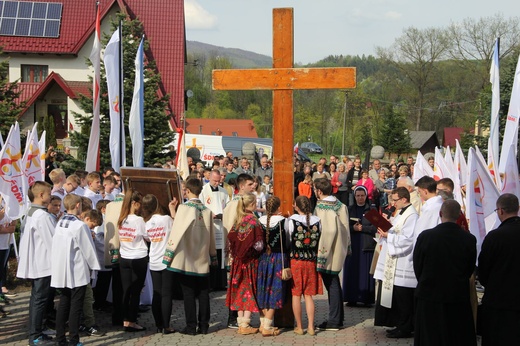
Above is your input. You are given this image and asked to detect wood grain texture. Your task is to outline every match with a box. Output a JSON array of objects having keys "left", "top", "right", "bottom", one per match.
[{"left": 212, "top": 67, "right": 356, "bottom": 90}]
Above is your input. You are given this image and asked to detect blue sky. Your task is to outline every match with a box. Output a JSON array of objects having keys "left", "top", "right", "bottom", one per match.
[{"left": 185, "top": 0, "right": 517, "bottom": 64}]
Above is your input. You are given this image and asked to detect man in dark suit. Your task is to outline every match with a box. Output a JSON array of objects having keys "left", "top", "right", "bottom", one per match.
[
  {"left": 478, "top": 193, "right": 520, "bottom": 346},
  {"left": 413, "top": 199, "right": 476, "bottom": 346}
]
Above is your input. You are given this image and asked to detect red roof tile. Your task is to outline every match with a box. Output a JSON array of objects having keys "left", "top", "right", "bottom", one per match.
[
  {"left": 186, "top": 119, "right": 259, "bottom": 138},
  {"left": 121, "top": 0, "right": 185, "bottom": 128},
  {"left": 2, "top": 0, "right": 185, "bottom": 127},
  {"left": 16, "top": 82, "right": 40, "bottom": 105},
  {"left": 0, "top": 0, "right": 115, "bottom": 55},
  {"left": 19, "top": 72, "right": 90, "bottom": 114}
]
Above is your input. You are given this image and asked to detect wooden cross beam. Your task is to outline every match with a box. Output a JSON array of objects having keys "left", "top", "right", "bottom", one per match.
[{"left": 213, "top": 8, "right": 356, "bottom": 213}]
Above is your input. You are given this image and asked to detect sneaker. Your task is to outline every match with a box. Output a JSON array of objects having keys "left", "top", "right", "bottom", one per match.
[
  {"left": 0, "top": 295, "right": 11, "bottom": 305},
  {"left": 317, "top": 321, "right": 341, "bottom": 331},
  {"left": 227, "top": 321, "right": 239, "bottom": 329},
  {"left": 41, "top": 327, "right": 56, "bottom": 336},
  {"left": 2, "top": 291, "right": 17, "bottom": 298},
  {"left": 30, "top": 335, "right": 54, "bottom": 345},
  {"left": 87, "top": 325, "right": 105, "bottom": 337}
]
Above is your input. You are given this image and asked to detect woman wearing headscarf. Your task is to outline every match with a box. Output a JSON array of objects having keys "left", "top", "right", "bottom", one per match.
[{"left": 342, "top": 185, "right": 376, "bottom": 306}]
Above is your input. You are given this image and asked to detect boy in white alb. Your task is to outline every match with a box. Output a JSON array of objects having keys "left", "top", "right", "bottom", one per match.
[
  {"left": 51, "top": 194, "right": 101, "bottom": 346},
  {"left": 17, "top": 181, "right": 56, "bottom": 345},
  {"left": 83, "top": 172, "right": 103, "bottom": 208}
]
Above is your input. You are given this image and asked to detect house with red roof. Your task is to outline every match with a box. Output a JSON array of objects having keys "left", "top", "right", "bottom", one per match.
[
  {"left": 185, "top": 118, "right": 259, "bottom": 138},
  {"left": 0, "top": 0, "right": 185, "bottom": 143}
]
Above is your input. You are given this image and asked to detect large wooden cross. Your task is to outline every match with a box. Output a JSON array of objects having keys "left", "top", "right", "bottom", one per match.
[{"left": 213, "top": 8, "right": 356, "bottom": 212}]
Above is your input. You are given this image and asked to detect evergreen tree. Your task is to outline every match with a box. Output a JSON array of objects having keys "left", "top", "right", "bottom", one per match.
[
  {"left": 377, "top": 105, "right": 412, "bottom": 158},
  {"left": 0, "top": 48, "right": 25, "bottom": 138},
  {"left": 43, "top": 114, "right": 57, "bottom": 148},
  {"left": 70, "top": 14, "right": 175, "bottom": 169}
]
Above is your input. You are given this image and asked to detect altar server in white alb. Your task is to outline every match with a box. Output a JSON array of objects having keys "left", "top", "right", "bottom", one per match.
[
  {"left": 16, "top": 181, "right": 56, "bottom": 346},
  {"left": 200, "top": 169, "right": 229, "bottom": 290},
  {"left": 374, "top": 186, "right": 419, "bottom": 339},
  {"left": 51, "top": 193, "right": 101, "bottom": 346}
]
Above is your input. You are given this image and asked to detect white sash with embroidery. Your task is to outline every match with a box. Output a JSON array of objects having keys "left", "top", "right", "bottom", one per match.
[{"left": 380, "top": 207, "right": 413, "bottom": 308}]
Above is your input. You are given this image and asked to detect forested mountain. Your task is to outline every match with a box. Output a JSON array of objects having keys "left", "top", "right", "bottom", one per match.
[{"left": 187, "top": 41, "right": 272, "bottom": 68}]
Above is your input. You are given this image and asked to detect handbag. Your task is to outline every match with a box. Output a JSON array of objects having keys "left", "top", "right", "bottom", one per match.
[{"left": 280, "top": 225, "right": 292, "bottom": 281}]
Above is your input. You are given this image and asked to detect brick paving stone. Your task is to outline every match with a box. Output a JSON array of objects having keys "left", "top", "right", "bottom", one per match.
[{"left": 0, "top": 288, "right": 483, "bottom": 346}]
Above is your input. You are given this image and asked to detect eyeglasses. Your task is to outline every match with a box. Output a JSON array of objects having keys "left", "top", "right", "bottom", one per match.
[{"left": 391, "top": 198, "right": 401, "bottom": 202}]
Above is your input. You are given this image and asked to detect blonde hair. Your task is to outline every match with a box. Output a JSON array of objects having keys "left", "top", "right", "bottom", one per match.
[
  {"left": 49, "top": 168, "right": 65, "bottom": 184},
  {"left": 234, "top": 192, "right": 256, "bottom": 227}
]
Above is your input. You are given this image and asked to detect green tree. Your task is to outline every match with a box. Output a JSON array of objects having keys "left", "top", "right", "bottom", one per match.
[
  {"left": 0, "top": 49, "right": 25, "bottom": 137},
  {"left": 377, "top": 106, "right": 412, "bottom": 158},
  {"left": 70, "top": 14, "right": 174, "bottom": 168}
]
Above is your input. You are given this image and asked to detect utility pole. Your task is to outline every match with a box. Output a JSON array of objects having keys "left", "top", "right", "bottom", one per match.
[{"left": 342, "top": 91, "right": 348, "bottom": 155}]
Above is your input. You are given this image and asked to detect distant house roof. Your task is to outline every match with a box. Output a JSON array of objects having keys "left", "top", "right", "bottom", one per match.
[
  {"left": 2, "top": 0, "right": 185, "bottom": 127},
  {"left": 19, "top": 72, "right": 90, "bottom": 114},
  {"left": 185, "top": 119, "right": 258, "bottom": 138},
  {"left": 443, "top": 127, "right": 464, "bottom": 147},
  {"left": 409, "top": 131, "right": 440, "bottom": 154}
]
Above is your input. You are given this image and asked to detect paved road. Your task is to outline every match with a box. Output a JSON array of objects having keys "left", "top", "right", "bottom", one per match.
[{"left": 0, "top": 288, "right": 475, "bottom": 346}]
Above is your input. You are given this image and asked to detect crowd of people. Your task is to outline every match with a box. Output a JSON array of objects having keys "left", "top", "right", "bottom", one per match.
[{"left": 0, "top": 149, "right": 518, "bottom": 346}]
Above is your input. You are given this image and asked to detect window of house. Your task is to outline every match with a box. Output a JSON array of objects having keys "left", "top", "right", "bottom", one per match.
[{"left": 21, "top": 64, "right": 48, "bottom": 82}]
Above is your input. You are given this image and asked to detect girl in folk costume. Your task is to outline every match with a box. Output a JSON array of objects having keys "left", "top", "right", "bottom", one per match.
[
  {"left": 257, "top": 196, "right": 287, "bottom": 336},
  {"left": 141, "top": 194, "right": 178, "bottom": 334},
  {"left": 226, "top": 193, "right": 264, "bottom": 335},
  {"left": 117, "top": 189, "right": 149, "bottom": 332},
  {"left": 286, "top": 195, "right": 323, "bottom": 336}
]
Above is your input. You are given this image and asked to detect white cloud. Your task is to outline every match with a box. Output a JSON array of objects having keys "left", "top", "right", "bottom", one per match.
[
  {"left": 384, "top": 11, "right": 402, "bottom": 20},
  {"left": 184, "top": 0, "right": 218, "bottom": 30}
]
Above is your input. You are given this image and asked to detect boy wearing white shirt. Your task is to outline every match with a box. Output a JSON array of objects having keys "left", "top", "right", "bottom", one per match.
[
  {"left": 17, "top": 181, "right": 56, "bottom": 346},
  {"left": 83, "top": 172, "right": 103, "bottom": 208},
  {"left": 51, "top": 193, "right": 100, "bottom": 346}
]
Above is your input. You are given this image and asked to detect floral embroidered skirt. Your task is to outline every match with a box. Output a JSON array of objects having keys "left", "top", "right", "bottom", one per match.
[
  {"left": 226, "top": 258, "right": 259, "bottom": 312},
  {"left": 290, "top": 259, "right": 323, "bottom": 296},
  {"left": 256, "top": 252, "right": 287, "bottom": 309}
]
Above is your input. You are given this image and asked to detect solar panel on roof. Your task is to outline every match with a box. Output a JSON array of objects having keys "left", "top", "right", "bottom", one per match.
[{"left": 0, "top": 1, "right": 63, "bottom": 38}]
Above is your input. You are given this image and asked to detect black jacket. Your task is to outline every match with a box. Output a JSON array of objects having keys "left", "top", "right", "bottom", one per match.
[
  {"left": 478, "top": 216, "right": 520, "bottom": 310},
  {"left": 414, "top": 222, "right": 476, "bottom": 303}
]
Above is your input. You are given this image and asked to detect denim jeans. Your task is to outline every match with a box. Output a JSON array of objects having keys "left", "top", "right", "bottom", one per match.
[{"left": 29, "top": 276, "right": 52, "bottom": 343}]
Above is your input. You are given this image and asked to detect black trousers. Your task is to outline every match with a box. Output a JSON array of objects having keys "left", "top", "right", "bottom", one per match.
[
  {"left": 150, "top": 269, "right": 176, "bottom": 329},
  {"left": 119, "top": 257, "right": 148, "bottom": 323},
  {"left": 321, "top": 272, "right": 344, "bottom": 326},
  {"left": 209, "top": 249, "right": 227, "bottom": 290},
  {"left": 178, "top": 274, "right": 210, "bottom": 331},
  {"left": 375, "top": 283, "right": 414, "bottom": 333},
  {"left": 111, "top": 266, "right": 124, "bottom": 326},
  {"left": 55, "top": 285, "right": 87, "bottom": 346},
  {"left": 93, "top": 270, "right": 112, "bottom": 309}
]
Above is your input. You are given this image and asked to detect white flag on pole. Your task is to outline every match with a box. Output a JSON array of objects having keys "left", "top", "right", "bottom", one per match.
[
  {"left": 412, "top": 150, "right": 434, "bottom": 182},
  {"left": 175, "top": 128, "right": 190, "bottom": 181},
  {"left": 0, "top": 122, "right": 26, "bottom": 219},
  {"left": 86, "top": 4, "right": 101, "bottom": 172},
  {"left": 466, "top": 147, "right": 501, "bottom": 257},
  {"left": 129, "top": 37, "right": 144, "bottom": 167},
  {"left": 22, "top": 123, "right": 43, "bottom": 188},
  {"left": 501, "top": 144, "right": 520, "bottom": 196},
  {"left": 104, "top": 28, "right": 124, "bottom": 172},
  {"left": 39, "top": 130, "right": 46, "bottom": 179},
  {"left": 433, "top": 147, "right": 453, "bottom": 181},
  {"left": 489, "top": 38, "right": 500, "bottom": 167},
  {"left": 498, "top": 53, "right": 520, "bottom": 174}
]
